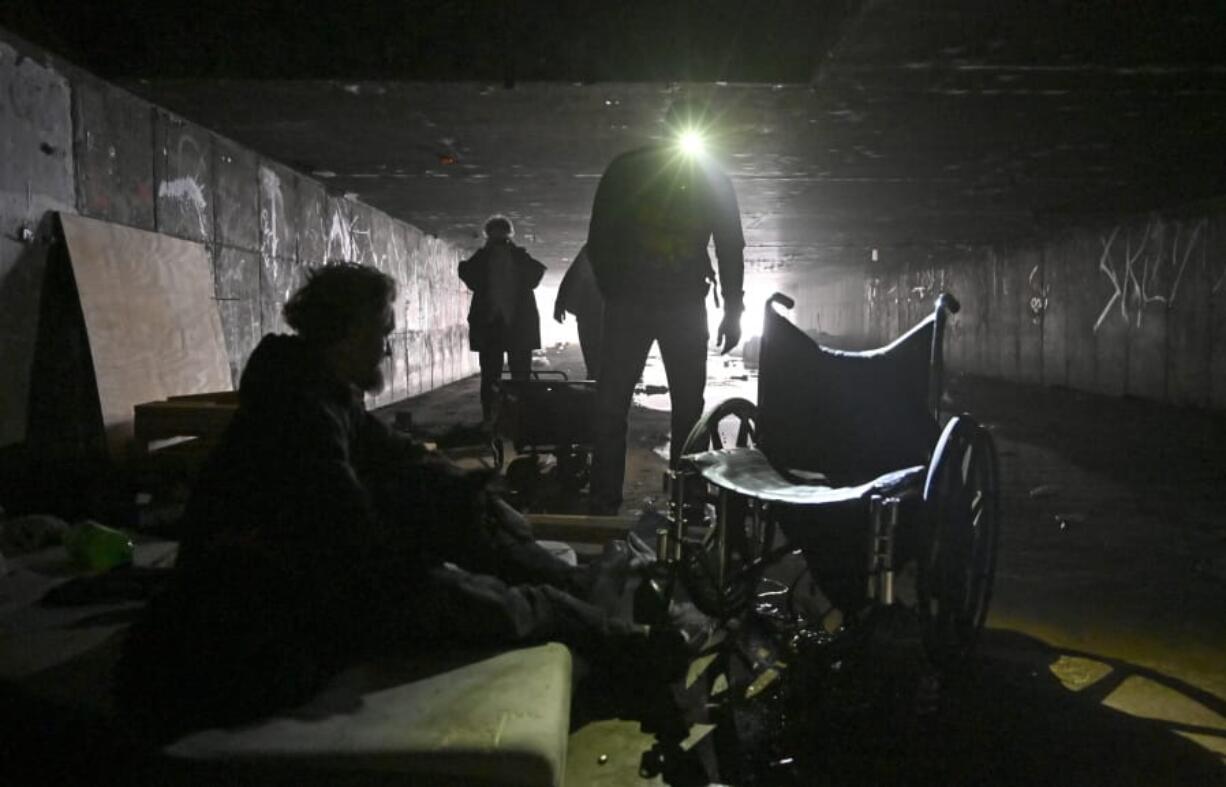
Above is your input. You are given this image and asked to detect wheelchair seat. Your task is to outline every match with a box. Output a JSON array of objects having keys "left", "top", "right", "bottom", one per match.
[{"left": 683, "top": 446, "right": 925, "bottom": 508}]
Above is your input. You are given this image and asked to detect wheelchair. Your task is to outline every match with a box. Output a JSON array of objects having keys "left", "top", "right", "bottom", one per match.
[
  {"left": 492, "top": 370, "right": 596, "bottom": 499},
  {"left": 652, "top": 291, "right": 1000, "bottom": 684}
]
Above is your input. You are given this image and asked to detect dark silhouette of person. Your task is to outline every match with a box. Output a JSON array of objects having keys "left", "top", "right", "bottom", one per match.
[
  {"left": 115, "top": 263, "right": 689, "bottom": 741},
  {"left": 553, "top": 244, "right": 604, "bottom": 380},
  {"left": 585, "top": 98, "right": 746, "bottom": 515},
  {"left": 459, "top": 215, "right": 545, "bottom": 426}
]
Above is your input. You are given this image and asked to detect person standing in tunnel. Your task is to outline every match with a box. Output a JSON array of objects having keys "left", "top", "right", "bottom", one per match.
[
  {"left": 459, "top": 215, "right": 546, "bottom": 427},
  {"left": 585, "top": 98, "right": 746, "bottom": 515},
  {"left": 553, "top": 243, "right": 605, "bottom": 380}
]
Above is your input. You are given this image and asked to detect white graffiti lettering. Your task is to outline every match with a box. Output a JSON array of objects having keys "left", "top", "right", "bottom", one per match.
[
  {"left": 1028, "top": 264, "right": 1049, "bottom": 323},
  {"left": 260, "top": 167, "right": 283, "bottom": 259},
  {"left": 158, "top": 135, "right": 209, "bottom": 238},
  {"left": 157, "top": 177, "right": 208, "bottom": 238},
  {"left": 1093, "top": 226, "right": 1122, "bottom": 333},
  {"left": 1093, "top": 218, "right": 1208, "bottom": 333}
]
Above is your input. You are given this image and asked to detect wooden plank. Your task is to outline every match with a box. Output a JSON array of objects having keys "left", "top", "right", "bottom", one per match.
[
  {"left": 166, "top": 391, "right": 239, "bottom": 403},
  {"left": 133, "top": 400, "right": 237, "bottom": 443},
  {"left": 59, "top": 213, "right": 232, "bottom": 459},
  {"left": 526, "top": 513, "right": 639, "bottom": 544}
]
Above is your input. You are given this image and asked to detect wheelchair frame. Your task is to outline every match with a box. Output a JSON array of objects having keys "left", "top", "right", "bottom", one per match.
[
  {"left": 657, "top": 291, "right": 1001, "bottom": 670},
  {"left": 493, "top": 370, "right": 596, "bottom": 493}
]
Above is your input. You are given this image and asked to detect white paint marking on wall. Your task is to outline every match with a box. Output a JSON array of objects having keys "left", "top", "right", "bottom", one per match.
[
  {"left": 1168, "top": 219, "right": 1205, "bottom": 305},
  {"left": 352, "top": 224, "right": 374, "bottom": 265},
  {"left": 157, "top": 177, "right": 208, "bottom": 238},
  {"left": 327, "top": 209, "right": 355, "bottom": 262},
  {"left": 260, "top": 167, "right": 284, "bottom": 259},
  {"left": 1094, "top": 218, "right": 1212, "bottom": 332},
  {"left": 1093, "top": 226, "right": 1122, "bottom": 333},
  {"left": 1121, "top": 221, "right": 1154, "bottom": 326},
  {"left": 1027, "top": 264, "right": 1049, "bottom": 322}
]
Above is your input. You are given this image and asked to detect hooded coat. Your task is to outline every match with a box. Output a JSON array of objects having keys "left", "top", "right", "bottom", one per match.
[
  {"left": 458, "top": 240, "right": 546, "bottom": 353},
  {"left": 115, "top": 334, "right": 493, "bottom": 739}
]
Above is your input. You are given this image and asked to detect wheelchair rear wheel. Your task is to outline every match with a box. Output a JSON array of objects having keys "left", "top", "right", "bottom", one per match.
[{"left": 918, "top": 415, "right": 1000, "bottom": 664}]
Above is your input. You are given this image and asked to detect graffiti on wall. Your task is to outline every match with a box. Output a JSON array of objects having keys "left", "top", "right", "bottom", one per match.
[
  {"left": 157, "top": 134, "right": 209, "bottom": 238},
  {"left": 1093, "top": 218, "right": 1207, "bottom": 333},
  {"left": 1028, "top": 265, "right": 1048, "bottom": 323},
  {"left": 908, "top": 268, "right": 937, "bottom": 304},
  {"left": 260, "top": 166, "right": 285, "bottom": 259},
  {"left": 326, "top": 209, "right": 370, "bottom": 263}
]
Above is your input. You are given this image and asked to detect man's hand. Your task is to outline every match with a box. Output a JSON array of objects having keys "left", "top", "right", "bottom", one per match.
[
  {"left": 716, "top": 309, "right": 742, "bottom": 354},
  {"left": 553, "top": 305, "right": 567, "bottom": 323}
]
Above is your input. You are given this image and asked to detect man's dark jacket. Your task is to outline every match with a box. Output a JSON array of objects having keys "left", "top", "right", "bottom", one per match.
[
  {"left": 586, "top": 145, "right": 744, "bottom": 307},
  {"left": 115, "top": 334, "right": 482, "bottom": 740},
  {"left": 458, "top": 240, "right": 546, "bottom": 352}
]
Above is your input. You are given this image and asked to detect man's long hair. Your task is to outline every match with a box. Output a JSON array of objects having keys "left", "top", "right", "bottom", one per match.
[{"left": 283, "top": 263, "right": 396, "bottom": 346}]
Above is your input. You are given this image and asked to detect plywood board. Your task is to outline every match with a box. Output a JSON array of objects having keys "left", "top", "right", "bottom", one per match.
[{"left": 59, "top": 213, "right": 232, "bottom": 458}]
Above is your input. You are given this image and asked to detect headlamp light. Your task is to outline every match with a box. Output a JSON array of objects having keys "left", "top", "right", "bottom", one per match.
[{"left": 677, "top": 129, "right": 707, "bottom": 157}]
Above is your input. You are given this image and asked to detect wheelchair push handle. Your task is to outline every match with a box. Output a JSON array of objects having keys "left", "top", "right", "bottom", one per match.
[
  {"left": 929, "top": 291, "right": 959, "bottom": 421},
  {"left": 766, "top": 292, "right": 795, "bottom": 311}
]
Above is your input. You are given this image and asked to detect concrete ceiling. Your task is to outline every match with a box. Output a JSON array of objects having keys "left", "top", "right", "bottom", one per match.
[{"left": 14, "top": 1, "right": 1226, "bottom": 275}]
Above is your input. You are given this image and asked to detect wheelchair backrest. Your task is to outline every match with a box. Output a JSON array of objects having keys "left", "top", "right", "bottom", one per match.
[{"left": 756, "top": 292, "right": 958, "bottom": 481}]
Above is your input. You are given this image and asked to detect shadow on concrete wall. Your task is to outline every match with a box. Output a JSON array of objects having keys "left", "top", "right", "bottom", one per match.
[{"left": 0, "top": 215, "right": 110, "bottom": 519}]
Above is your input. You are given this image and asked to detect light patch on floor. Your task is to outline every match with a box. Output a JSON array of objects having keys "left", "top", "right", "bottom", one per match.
[
  {"left": 566, "top": 718, "right": 665, "bottom": 786},
  {"left": 1048, "top": 654, "right": 1114, "bottom": 691},
  {"left": 1101, "top": 674, "right": 1226, "bottom": 757}
]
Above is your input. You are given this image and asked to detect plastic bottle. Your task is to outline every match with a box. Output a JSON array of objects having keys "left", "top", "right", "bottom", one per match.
[{"left": 62, "top": 520, "right": 135, "bottom": 572}]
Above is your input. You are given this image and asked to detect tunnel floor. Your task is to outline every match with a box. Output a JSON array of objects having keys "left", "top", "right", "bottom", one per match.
[{"left": 390, "top": 341, "right": 1226, "bottom": 786}]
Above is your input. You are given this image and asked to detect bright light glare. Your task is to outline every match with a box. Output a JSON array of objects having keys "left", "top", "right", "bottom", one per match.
[{"left": 678, "top": 129, "right": 706, "bottom": 156}]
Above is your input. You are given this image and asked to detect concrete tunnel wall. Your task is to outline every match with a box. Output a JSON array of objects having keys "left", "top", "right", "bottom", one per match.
[
  {"left": 0, "top": 28, "right": 475, "bottom": 449},
  {"left": 753, "top": 198, "right": 1226, "bottom": 413},
  {"left": 855, "top": 202, "right": 1226, "bottom": 409}
]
